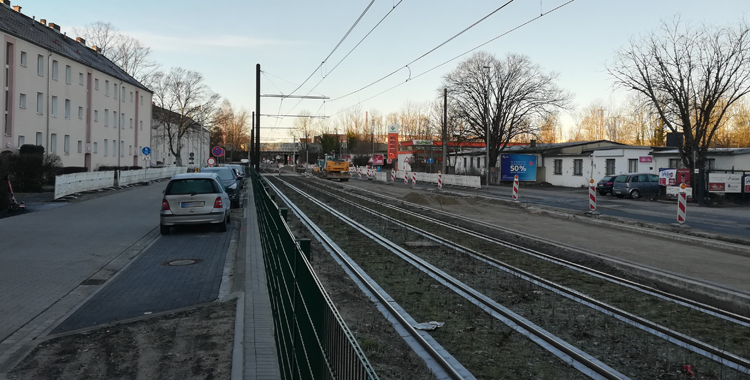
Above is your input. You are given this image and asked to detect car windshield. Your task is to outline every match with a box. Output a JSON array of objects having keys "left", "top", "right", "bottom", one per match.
[
  {"left": 202, "top": 168, "right": 234, "bottom": 180},
  {"left": 165, "top": 179, "right": 218, "bottom": 195},
  {"left": 614, "top": 175, "right": 628, "bottom": 183},
  {"left": 600, "top": 176, "right": 614, "bottom": 182}
]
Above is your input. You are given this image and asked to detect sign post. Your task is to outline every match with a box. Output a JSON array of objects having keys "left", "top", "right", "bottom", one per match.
[
  {"left": 207, "top": 157, "right": 216, "bottom": 167},
  {"left": 141, "top": 147, "right": 151, "bottom": 182}
]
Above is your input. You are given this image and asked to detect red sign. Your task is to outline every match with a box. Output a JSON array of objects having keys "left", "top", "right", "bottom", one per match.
[
  {"left": 212, "top": 146, "right": 225, "bottom": 157},
  {"left": 639, "top": 156, "right": 653, "bottom": 163},
  {"left": 207, "top": 157, "right": 216, "bottom": 167},
  {"left": 370, "top": 154, "right": 384, "bottom": 165},
  {"left": 708, "top": 183, "right": 725, "bottom": 192},
  {"left": 387, "top": 133, "right": 398, "bottom": 159}
]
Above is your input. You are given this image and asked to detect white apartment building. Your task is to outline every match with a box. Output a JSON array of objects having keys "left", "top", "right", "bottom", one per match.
[
  {"left": 0, "top": 1, "right": 153, "bottom": 170},
  {"left": 151, "top": 105, "right": 209, "bottom": 168}
]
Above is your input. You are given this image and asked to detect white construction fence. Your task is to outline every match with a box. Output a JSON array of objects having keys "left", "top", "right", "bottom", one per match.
[
  {"left": 54, "top": 167, "right": 185, "bottom": 199},
  {"left": 350, "top": 167, "right": 481, "bottom": 188}
]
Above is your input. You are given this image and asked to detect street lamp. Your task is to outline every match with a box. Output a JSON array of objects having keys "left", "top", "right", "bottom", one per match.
[{"left": 482, "top": 65, "right": 491, "bottom": 189}]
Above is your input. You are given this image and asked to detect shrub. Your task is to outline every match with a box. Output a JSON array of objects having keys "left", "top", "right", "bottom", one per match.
[{"left": 0, "top": 151, "right": 61, "bottom": 192}]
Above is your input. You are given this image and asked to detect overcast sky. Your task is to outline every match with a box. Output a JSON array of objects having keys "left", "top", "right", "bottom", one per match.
[{"left": 20, "top": 0, "right": 749, "bottom": 142}]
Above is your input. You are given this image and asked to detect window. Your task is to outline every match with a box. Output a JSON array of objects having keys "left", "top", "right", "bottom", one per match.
[
  {"left": 79, "top": 73, "right": 84, "bottom": 85},
  {"left": 51, "top": 96, "right": 58, "bottom": 117},
  {"left": 64, "top": 135, "right": 70, "bottom": 154},
  {"left": 17, "top": 135, "right": 24, "bottom": 147},
  {"left": 129, "top": 145, "right": 132, "bottom": 155},
  {"left": 36, "top": 132, "right": 42, "bottom": 145},
  {"left": 64, "top": 99, "right": 71, "bottom": 119},
  {"left": 707, "top": 158, "right": 716, "bottom": 170},
  {"left": 121, "top": 87, "right": 125, "bottom": 102},
  {"left": 140, "top": 95, "right": 143, "bottom": 105},
  {"left": 104, "top": 139, "right": 108, "bottom": 156},
  {"left": 95, "top": 78, "right": 99, "bottom": 90},
  {"left": 78, "top": 106, "right": 83, "bottom": 119},
  {"left": 628, "top": 159, "right": 638, "bottom": 173},
  {"left": 113, "top": 111, "right": 117, "bottom": 127},
  {"left": 50, "top": 133, "right": 57, "bottom": 154},
  {"left": 476, "top": 157, "right": 481, "bottom": 168},
  {"left": 573, "top": 159, "right": 583, "bottom": 176},
  {"left": 51, "top": 60, "right": 58, "bottom": 80},
  {"left": 94, "top": 110, "right": 98, "bottom": 122},
  {"left": 104, "top": 109, "right": 109, "bottom": 126},
  {"left": 36, "top": 92, "right": 43, "bottom": 114},
  {"left": 130, "top": 92, "right": 133, "bottom": 102},
  {"left": 120, "top": 141, "right": 124, "bottom": 157},
  {"left": 605, "top": 159, "right": 616, "bottom": 176},
  {"left": 37, "top": 55, "right": 44, "bottom": 76},
  {"left": 139, "top": 120, "right": 142, "bottom": 130},
  {"left": 105, "top": 80, "right": 109, "bottom": 96},
  {"left": 114, "top": 84, "right": 118, "bottom": 99},
  {"left": 20, "top": 51, "right": 27, "bottom": 67},
  {"left": 65, "top": 65, "right": 71, "bottom": 84},
  {"left": 77, "top": 140, "right": 82, "bottom": 153},
  {"left": 553, "top": 159, "right": 562, "bottom": 175},
  {"left": 129, "top": 118, "right": 133, "bottom": 129},
  {"left": 669, "top": 158, "right": 681, "bottom": 169},
  {"left": 463, "top": 157, "right": 467, "bottom": 168},
  {"left": 120, "top": 113, "right": 124, "bottom": 129},
  {"left": 19, "top": 93, "right": 26, "bottom": 109},
  {"left": 93, "top": 142, "right": 98, "bottom": 154},
  {"left": 113, "top": 140, "right": 117, "bottom": 156}
]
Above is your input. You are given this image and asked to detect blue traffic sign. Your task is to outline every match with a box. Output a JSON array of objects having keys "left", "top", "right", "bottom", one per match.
[
  {"left": 142, "top": 147, "right": 151, "bottom": 155},
  {"left": 212, "top": 146, "right": 225, "bottom": 157},
  {"left": 427, "top": 158, "right": 434, "bottom": 164}
]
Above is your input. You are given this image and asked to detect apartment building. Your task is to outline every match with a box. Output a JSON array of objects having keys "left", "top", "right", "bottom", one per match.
[
  {"left": 151, "top": 105, "right": 209, "bottom": 167},
  {"left": 0, "top": 1, "right": 153, "bottom": 170}
]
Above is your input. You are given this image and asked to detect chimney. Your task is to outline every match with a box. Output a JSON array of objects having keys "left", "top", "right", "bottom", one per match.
[
  {"left": 92, "top": 45, "right": 100, "bottom": 53},
  {"left": 49, "top": 23, "right": 61, "bottom": 32},
  {"left": 0, "top": 0, "right": 11, "bottom": 8},
  {"left": 530, "top": 139, "right": 537, "bottom": 148},
  {"left": 12, "top": 5, "right": 21, "bottom": 12},
  {"left": 76, "top": 37, "right": 86, "bottom": 45},
  {"left": 40, "top": 19, "right": 46, "bottom": 26}
]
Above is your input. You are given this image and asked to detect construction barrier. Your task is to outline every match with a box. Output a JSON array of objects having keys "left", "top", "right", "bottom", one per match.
[
  {"left": 391, "top": 169, "right": 395, "bottom": 183},
  {"left": 412, "top": 172, "right": 417, "bottom": 186},
  {"left": 512, "top": 175, "right": 519, "bottom": 201},
  {"left": 588, "top": 179, "right": 596, "bottom": 211},
  {"left": 677, "top": 183, "right": 687, "bottom": 225},
  {"left": 55, "top": 166, "right": 184, "bottom": 199},
  {"left": 438, "top": 171, "right": 443, "bottom": 190},
  {"left": 404, "top": 171, "right": 408, "bottom": 185}
]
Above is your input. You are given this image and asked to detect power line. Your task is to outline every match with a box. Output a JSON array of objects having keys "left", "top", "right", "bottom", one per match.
[
  {"left": 329, "top": 0, "right": 516, "bottom": 102},
  {"left": 331, "top": 0, "right": 577, "bottom": 117}
]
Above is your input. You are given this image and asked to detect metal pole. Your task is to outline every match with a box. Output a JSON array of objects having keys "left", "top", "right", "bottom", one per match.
[
  {"left": 255, "top": 64, "right": 261, "bottom": 171},
  {"left": 442, "top": 88, "right": 447, "bottom": 175},
  {"left": 250, "top": 111, "right": 255, "bottom": 165}
]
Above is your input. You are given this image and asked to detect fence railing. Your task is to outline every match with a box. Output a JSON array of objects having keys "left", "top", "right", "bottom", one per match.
[
  {"left": 54, "top": 166, "right": 185, "bottom": 199},
  {"left": 252, "top": 170, "right": 378, "bottom": 380},
  {"left": 352, "top": 167, "right": 481, "bottom": 188}
]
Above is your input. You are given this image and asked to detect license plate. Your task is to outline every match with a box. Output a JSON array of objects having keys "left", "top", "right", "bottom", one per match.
[{"left": 180, "top": 201, "right": 205, "bottom": 208}]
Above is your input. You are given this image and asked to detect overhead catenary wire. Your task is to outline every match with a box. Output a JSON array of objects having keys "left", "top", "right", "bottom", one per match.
[{"left": 330, "top": 0, "right": 576, "bottom": 117}]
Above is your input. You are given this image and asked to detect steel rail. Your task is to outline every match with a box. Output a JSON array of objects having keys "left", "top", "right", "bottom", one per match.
[
  {"left": 263, "top": 179, "right": 468, "bottom": 380},
  {"left": 293, "top": 178, "right": 750, "bottom": 374},
  {"left": 314, "top": 178, "right": 750, "bottom": 328},
  {"left": 275, "top": 178, "right": 628, "bottom": 380}
]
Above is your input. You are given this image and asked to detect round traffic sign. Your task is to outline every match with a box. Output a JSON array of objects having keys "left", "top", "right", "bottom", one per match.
[
  {"left": 207, "top": 157, "right": 216, "bottom": 166},
  {"left": 142, "top": 147, "right": 151, "bottom": 155},
  {"left": 212, "top": 146, "right": 225, "bottom": 157}
]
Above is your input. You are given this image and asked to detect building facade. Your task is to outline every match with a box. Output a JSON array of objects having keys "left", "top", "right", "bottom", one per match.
[
  {"left": 0, "top": 1, "right": 153, "bottom": 170},
  {"left": 151, "top": 105, "right": 209, "bottom": 168}
]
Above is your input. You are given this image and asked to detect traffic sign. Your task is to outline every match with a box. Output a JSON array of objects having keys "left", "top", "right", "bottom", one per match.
[
  {"left": 142, "top": 147, "right": 151, "bottom": 155},
  {"left": 427, "top": 158, "right": 434, "bottom": 164},
  {"left": 207, "top": 157, "right": 216, "bottom": 166},
  {"left": 212, "top": 146, "right": 225, "bottom": 157}
]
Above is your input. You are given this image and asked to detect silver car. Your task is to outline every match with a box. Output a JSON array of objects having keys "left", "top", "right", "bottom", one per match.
[{"left": 160, "top": 173, "right": 231, "bottom": 234}]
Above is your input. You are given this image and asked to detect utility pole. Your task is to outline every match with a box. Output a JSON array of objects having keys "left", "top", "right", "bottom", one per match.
[
  {"left": 442, "top": 88, "right": 447, "bottom": 175},
  {"left": 250, "top": 111, "right": 255, "bottom": 163},
  {"left": 255, "top": 64, "right": 260, "bottom": 171}
]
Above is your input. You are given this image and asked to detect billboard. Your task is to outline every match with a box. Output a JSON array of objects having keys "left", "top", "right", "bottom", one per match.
[
  {"left": 387, "top": 124, "right": 399, "bottom": 160},
  {"left": 708, "top": 172, "right": 743, "bottom": 193},
  {"left": 369, "top": 154, "right": 384, "bottom": 165},
  {"left": 500, "top": 154, "right": 537, "bottom": 181},
  {"left": 745, "top": 175, "right": 750, "bottom": 193}
]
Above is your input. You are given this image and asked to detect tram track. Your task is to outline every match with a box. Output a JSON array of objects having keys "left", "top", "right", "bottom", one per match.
[{"left": 269, "top": 174, "right": 750, "bottom": 379}]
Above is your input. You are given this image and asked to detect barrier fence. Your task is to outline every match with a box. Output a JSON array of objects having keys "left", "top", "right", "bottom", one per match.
[
  {"left": 54, "top": 166, "right": 185, "bottom": 199},
  {"left": 368, "top": 170, "right": 481, "bottom": 188},
  {"left": 252, "top": 170, "right": 378, "bottom": 380}
]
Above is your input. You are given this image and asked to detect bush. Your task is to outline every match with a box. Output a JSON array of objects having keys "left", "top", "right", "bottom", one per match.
[
  {"left": 0, "top": 151, "right": 61, "bottom": 192},
  {"left": 59, "top": 166, "right": 88, "bottom": 175}
]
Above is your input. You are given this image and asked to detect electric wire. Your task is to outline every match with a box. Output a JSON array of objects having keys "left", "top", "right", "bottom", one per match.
[{"left": 330, "top": 0, "right": 576, "bottom": 117}]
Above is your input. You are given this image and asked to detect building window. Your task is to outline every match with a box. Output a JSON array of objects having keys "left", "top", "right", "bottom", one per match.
[
  {"left": 104, "top": 139, "right": 108, "bottom": 156},
  {"left": 51, "top": 60, "right": 58, "bottom": 80},
  {"left": 628, "top": 158, "right": 638, "bottom": 173},
  {"left": 114, "top": 84, "right": 118, "bottom": 99},
  {"left": 64, "top": 135, "right": 70, "bottom": 155},
  {"left": 121, "top": 87, "right": 125, "bottom": 102},
  {"left": 64, "top": 99, "right": 71, "bottom": 119},
  {"left": 77, "top": 140, "right": 82, "bottom": 153},
  {"left": 573, "top": 159, "right": 583, "bottom": 176},
  {"left": 130, "top": 92, "right": 133, "bottom": 102},
  {"left": 120, "top": 141, "right": 125, "bottom": 157},
  {"left": 17, "top": 135, "right": 24, "bottom": 147},
  {"left": 139, "top": 121, "right": 142, "bottom": 130},
  {"left": 94, "top": 110, "right": 99, "bottom": 122},
  {"left": 37, "top": 55, "right": 44, "bottom": 76},
  {"left": 36, "top": 132, "right": 42, "bottom": 146},
  {"left": 605, "top": 159, "right": 616, "bottom": 175},
  {"left": 19, "top": 93, "right": 26, "bottom": 109},
  {"left": 129, "top": 145, "right": 132, "bottom": 155},
  {"left": 120, "top": 113, "right": 124, "bottom": 129},
  {"left": 105, "top": 80, "right": 109, "bottom": 96},
  {"left": 113, "top": 140, "right": 117, "bottom": 156},
  {"left": 36, "top": 92, "right": 43, "bottom": 114},
  {"left": 669, "top": 158, "right": 681, "bottom": 169},
  {"left": 463, "top": 157, "right": 467, "bottom": 168},
  {"left": 78, "top": 106, "right": 83, "bottom": 119},
  {"left": 95, "top": 78, "right": 99, "bottom": 90},
  {"left": 79, "top": 72, "right": 84, "bottom": 85},
  {"left": 50, "top": 133, "right": 57, "bottom": 154},
  {"left": 104, "top": 109, "right": 109, "bottom": 126},
  {"left": 65, "top": 65, "right": 71, "bottom": 84},
  {"left": 707, "top": 158, "right": 716, "bottom": 170},
  {"left": 113, "top": 111, "right": 117, "bottom": 128},
  {"left": 553, "top": 159, "right": 562, "bottom": 175},
  {"left": 20, "top": 51, "right": 27, "bottom": 67},
  {"left": 129, "top": 118, "right": 133, "bottom": 129},
  {"left": 51, "top": 96, "right": 58, "bottom": 117},
  {"left": 140, "top": 95, "right": 143, "bottom": 105},
  {"left": 93, "top": 142, "right": 98, "bottom": 154},
  {"left": 476, "top": 157, "right": 481, "bottom": 168}
]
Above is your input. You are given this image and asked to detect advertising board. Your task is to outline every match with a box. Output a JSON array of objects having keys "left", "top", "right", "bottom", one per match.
[
  {"left": 746, "top": 175, "right": 750, "bottom": 193},
  {"left": 500, "top": 154, "right": 537, "bottom": 181},
  {"left": 369, "top": 154, "right": 384, "bottom": 165},
  {"left": 659, "top": 169, "right": 676, "bottom": 186},
  {"left": 387, "top": 124, "right": 399, "bottom": 160},
  {"left": 708, "top": 172, "right": 743, "bottom": 193}
]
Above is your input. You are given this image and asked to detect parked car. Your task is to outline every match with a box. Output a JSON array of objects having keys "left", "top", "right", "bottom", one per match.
[
  {"left": 595, "top": 175, "right": 618, "bottom": 196},
  {"left": 226, "top": 164, "right": 246, "bottom": 188},
  {"left": 160, "top": 173, "right": 230, "bottom": 235},
  {"left": 612, "top": 173, "right": 660, "bottom": 199},
  {"left": 200, "top": 166, "right": 241, "bottom": 207}
]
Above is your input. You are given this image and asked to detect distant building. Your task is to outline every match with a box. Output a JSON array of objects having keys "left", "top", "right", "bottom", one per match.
[
  {"left": 0, "top": 1, "right": 153, "bottom": 169},
  {"left": 151, "top": 105, "right": 209, "bottom": 167}
]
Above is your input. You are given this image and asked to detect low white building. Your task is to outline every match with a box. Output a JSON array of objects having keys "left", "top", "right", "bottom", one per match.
[
  {"left": 0, "top": 1, "right": 153, "bottom": 170},
  {"left": 151, "top": 105, "right": 209, "bottom": 167}
]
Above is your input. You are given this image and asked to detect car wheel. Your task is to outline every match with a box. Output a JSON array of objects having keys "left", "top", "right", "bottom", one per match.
[
  {"left": 218, "top": 217, "right": 228, "bottom": 232},
  {"left": 630, "top": 189, "right": 641, "bottom": 199},
  {"left": 160, "top": 225, "right": 170, "bottom": 235},
  {"left": 598, "top": 190, "right": 607, "bottom": 196}
]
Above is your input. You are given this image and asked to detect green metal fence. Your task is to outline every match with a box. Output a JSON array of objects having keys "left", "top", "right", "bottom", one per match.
[{"left": 252, "top": 171, "right": 378, "bottom": 380}]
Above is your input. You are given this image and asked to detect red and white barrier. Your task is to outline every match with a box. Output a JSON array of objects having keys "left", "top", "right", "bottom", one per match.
[
  {"left": 588, "top": 179, "right": 597, "bottom": 211},
  {"left": 412, "top": 172, "right": 417, "bottom": 186},
  {"left": 391, "top": 169, "right": 395, "bottom": 183},
  {"left": 677, "top": 183, "right": 687, "bottom": 225},
  {"left": 438, "top": 171, "right": 443, "bottom": 190},
  {"left": 366, "top": 167, "right": 370, "bottom": 180},
  {"left": 358, "top": 166, "right": 362, "bottom": 179},
  {"left": 512, "top": 175, "right": 519, "bottom": 201},
  {"left": 404, "top": 171, "right": 408, "bottom": 185}
]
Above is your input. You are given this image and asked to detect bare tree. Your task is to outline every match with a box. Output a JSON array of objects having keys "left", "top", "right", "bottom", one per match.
[
  {"left": 152, "top": 68, "right": 220, "bottom": 166},
  {"left": 74, "top": 22, "right": 160, "bottom": 87},
  {"left": 443, "top": 52, "right": 572, "bottom": 167},
  {"left": 214, "top": 100, "right": 250, "bottom": 154},
  {"left": 608, "top": 18, "right": 750, "bottom": 197}
]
